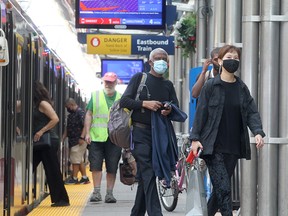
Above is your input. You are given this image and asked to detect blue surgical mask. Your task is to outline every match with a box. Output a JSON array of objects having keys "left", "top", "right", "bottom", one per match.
[{"left": 153, "top": 60, "right": 168, "bottom": 74}]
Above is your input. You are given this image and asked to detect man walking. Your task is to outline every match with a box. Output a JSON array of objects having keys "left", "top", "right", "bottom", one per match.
[
  {"left": 63, "top": 98, "right": 90, "bottom": 184},
  {"left": 84, "top": 72, "right": 122, "bottom": 203},
  {"left": 120, "top": 48, "right": 180, "bottom": 215}
]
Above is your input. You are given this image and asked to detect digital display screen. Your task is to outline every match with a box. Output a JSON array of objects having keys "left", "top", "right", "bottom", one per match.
[
  {"left": 76, "top": 0, "right": 165, "bottom": 29},
  {"left": 101, "top": 59, "right": 144, "bottom": 84}
]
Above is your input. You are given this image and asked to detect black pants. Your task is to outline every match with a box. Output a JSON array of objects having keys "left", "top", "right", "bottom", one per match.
[
  {"left": 204, "top": 153, "right": 238, "bottom": 216},
  {"left": 33, "top": 137, "right": 69, "bottom": 204},
  {"left": 130, "top": 126, "right": 162, "bottom": 216}
]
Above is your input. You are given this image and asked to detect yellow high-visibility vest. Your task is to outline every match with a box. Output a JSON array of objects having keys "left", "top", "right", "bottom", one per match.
[{"left": 90, "top": 90, "right": 121, "bottom": 142}]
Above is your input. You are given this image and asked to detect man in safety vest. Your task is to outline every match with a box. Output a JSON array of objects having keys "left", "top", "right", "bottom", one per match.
[{"left": 84, "top": 72, "right": 122, "bottom": 203}]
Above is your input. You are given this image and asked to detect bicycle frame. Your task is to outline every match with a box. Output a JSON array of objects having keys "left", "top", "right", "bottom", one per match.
[
  {"left": 157, "top": 134, "right": 191, "bottom": 212},
  {"left": 174, "top": 155, "right": 187, "bottom": 192}
]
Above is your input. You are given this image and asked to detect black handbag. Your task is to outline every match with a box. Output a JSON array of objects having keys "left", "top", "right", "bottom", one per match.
[{"left": 33, "top": 133, "right": 51, "bottom": 150}]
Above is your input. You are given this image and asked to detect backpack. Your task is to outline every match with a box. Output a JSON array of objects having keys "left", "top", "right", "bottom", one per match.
[{"left": 108, "top": 73, "right": 147, "bottom": 149}]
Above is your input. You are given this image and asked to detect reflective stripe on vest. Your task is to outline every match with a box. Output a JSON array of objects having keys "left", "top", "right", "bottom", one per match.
[{"left": 90, "top": 90, "right": 121, "bottom": 142}]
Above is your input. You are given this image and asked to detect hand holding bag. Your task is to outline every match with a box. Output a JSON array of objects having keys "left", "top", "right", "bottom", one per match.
[
  {"left": 185, "top": 150, "right": 208, "bottom": 216},
  {"left": 119, "top": 150, "right": 136, "bottom": 185},
  {"left": 33, "top": 133, "right": 51, "bottom": 150}
]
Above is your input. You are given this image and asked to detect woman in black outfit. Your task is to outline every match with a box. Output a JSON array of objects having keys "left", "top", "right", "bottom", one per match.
[
  {"left": 33, "top": 81, "right": 70, "bottom": 207},
  {"left": 190, "top": 45, "right": 265, "bottom": 216}
]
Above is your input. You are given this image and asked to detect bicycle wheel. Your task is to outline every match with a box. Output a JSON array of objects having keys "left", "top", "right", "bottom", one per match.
[{"left": 157, "top": 178, "right": 179, "bottom": 212}]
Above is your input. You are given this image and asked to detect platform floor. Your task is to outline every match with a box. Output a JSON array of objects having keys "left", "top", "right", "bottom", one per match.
[{"left": 28, "top": 168, "right": 238, "bottom": 216}]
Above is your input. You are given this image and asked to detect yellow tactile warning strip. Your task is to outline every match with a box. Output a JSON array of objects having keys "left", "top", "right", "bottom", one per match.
[{"left": 28, "top": 173, "right": 92, "bottom": 216}]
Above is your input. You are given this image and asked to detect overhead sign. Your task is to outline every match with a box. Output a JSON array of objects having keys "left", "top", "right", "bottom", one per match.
[
  {"left": 131, "top": 35, "right": 174, "bottom": 55},
  {"left": 87, "top": 35, "right": 131, "bottom": 55},
  {"left": 86, "top": 34, "right": 174, "bottom": 55}
]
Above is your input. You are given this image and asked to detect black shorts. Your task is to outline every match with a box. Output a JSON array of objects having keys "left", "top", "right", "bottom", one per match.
[{"left": 88, "top": 139, "right": 121, "bottom": 174}]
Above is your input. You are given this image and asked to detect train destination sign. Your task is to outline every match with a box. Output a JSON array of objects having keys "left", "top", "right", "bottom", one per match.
[{"left": 76, "top": 0, "right": 166, "bottom": 30}]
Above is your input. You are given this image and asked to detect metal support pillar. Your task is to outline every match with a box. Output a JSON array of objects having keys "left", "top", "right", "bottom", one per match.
[
  {"left": 278, "top": 0, "right": 288, "bottom": 215},
  {"left": 225, "top": 0, "right": 242, "bottom": 44},
  {"left": 213, "top": 0, "right": 225, "bottom": 47},
  {"left": 207, "top": 0, "right": 215, "bottom": 52},
  {"left": 240, "top": 0, "right": 260, "bottom": 215},
  {"left": 182, "top": 56, "right": 193, "bottom": 133},
  {"left": 258, "top": 0, "right": 280, "bottom": 215},
  {"left": 196, "top": 0, "right": 207, "bottom": 66},
  {"left": 173, "top": 47, "right": 182, "bottom": 133}
]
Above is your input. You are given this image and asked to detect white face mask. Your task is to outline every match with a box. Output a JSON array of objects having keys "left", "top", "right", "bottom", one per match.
[{"left": 153, "top": 60, "right": 168, "bottom": 74}]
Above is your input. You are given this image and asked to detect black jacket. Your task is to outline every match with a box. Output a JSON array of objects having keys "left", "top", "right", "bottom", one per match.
[{"left": 189, "top": 75, "right": 265, "bottom": 159}]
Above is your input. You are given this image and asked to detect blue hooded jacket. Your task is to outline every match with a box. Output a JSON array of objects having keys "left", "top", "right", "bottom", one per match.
[{"left": 151, "top": 103, "right": 187, "bottom": 185}]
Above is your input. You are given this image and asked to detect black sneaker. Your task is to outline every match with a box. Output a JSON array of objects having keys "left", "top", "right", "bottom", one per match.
[
  {"left": 51, "top": 201, "right": 70, "bottom": 207},
  {"left": 79, "top": 177, "right": 90, "bottom": 184},
  {"left": 64, "top": 177, "right": 78, "bottom": 185}
]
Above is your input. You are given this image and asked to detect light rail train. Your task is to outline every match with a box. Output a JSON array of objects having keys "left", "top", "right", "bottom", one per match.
[{"left": 0, "top": 2, "right": 85, "bottom": 215}]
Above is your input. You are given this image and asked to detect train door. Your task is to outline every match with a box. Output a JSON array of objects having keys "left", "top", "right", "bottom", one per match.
[
  {"left": 20, "top": 34, "right": 33, "bottom": 209},
  {"left": 1, "top": 10, "right": 17, "bottom": 216},
  {"left": 0, "top": 3, "right": 5, "bottom": 213},
  {"left": 55, "top": 66, "right": 66, "bottom": 174}
]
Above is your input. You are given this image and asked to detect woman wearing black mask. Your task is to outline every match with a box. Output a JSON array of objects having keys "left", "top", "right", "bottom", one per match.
[{"left": 189, "top": 45, "right": 265, "bottom": 216}]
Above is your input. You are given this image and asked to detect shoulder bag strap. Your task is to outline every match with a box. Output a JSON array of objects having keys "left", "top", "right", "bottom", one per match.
[{"left": 135, "top": 72, "right": 147, "bottom": 101}]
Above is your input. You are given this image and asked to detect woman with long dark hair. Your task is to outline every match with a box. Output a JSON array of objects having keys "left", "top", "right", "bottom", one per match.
[{"left": 33, "top": 81, "right": 70, "bottom": 207}]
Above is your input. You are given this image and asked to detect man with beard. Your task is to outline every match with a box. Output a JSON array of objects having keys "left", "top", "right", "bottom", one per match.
[
  {"left": 191, "top": 47, "right": 220, "bottom": 98},
  {"left": 84, "top": 72, "right": 122, "bottom": 203}
]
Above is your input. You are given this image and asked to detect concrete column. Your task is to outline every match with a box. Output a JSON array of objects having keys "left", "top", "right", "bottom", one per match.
[
  {"left": 240, "top": 0, "right": 260, "bottom": 215},
  {"left": 258, "top": 0, "right": 280, "bottom": 215}
]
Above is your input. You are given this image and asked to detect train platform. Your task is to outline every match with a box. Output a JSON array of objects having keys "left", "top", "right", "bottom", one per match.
[
  {"left": 28, "top": 170, "right": 186, "bottom": 216},
  {"left": 28, "top": 170, "right": 238, "bottom": 216}
]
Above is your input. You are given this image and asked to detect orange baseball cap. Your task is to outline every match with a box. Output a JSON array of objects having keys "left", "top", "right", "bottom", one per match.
[{"left": 102, "top": 72, "right": 117, "bottom": 82}]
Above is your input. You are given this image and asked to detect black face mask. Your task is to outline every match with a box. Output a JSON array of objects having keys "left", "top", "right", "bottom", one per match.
[
  {"left": 67, "top": 108, "right": 74, "bottom": 113},
  {"left": 222, "top": 59, "right": 239, "bottom": 73},
  {"left": 213, "top": 63, "right": 220, "bottom": 71}
]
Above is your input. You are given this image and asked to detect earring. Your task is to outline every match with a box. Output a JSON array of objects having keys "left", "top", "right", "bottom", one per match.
[{"left": 219, "top": 64, "right": 222, "bottom": 74}]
